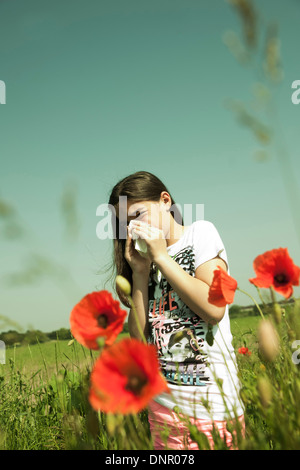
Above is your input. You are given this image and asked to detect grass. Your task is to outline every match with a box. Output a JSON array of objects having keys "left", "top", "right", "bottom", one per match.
[
  {"left": 231, "top": 315, "right": 260, "bottom": 353},
  {"left": 0, "top": 309, "right": 300, "bottom": 450},
  {"left": 2, "top": 318, "right": 258, "bottom": 377},
  {"left": 2, "top": 332, "right": 129, "bottom": 377},
  {"left": 3, "top": 339, "right": 97, "bottom": 377}
]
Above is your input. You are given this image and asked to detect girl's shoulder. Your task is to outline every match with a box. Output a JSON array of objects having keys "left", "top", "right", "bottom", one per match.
[
  {"left": 180, "top": 220, "right": 219, "bottom": 246},
  {"left": 191, "top": 220, "right": 226, "bottom": 255},
  {"left": 192, "top": 219, "right": 214, "bottom": 228},
  {"left": 191, "top": 219, "right": 218, "bottom": 237}
]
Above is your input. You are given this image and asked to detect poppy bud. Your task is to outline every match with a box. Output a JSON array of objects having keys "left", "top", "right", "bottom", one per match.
[
  {"left": 216, "top": 378, "right": 224, "bottom": 390},
  {"left": 272, "top": 303, "right": 282, "bottom": 324},
  {"left": 116, "top": 275, "right": 131, "bottom": 296},
  {"left": 188, "top": 424, "right": 211, "bottom": 449},
  {"left": 188, "top": 424, "right": 199, "bottom": 441},
  {"left": 106, "top": 413, "right": 117, "bottom": 435},
  {"left": 288, "top": 328, "right": 296, "bottom": 341},
  {"left": 257, "top": 376, "right": 272, "bottom": 408},
  {"left": 172, "top": 405, "right": 183, "bottom": 415},
  {"left": 258, "top": 319, "right": 279, "bottom": 362}
]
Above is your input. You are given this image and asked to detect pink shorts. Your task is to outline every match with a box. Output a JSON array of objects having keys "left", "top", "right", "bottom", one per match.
[{"left": 147, "top": 399, "right": 245, "bottom": 450}]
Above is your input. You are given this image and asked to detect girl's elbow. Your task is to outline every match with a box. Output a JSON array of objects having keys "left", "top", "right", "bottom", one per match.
[
  {"left": 194, "top": 306, "right": 225, "bottom": 325},
  {"left": 211, "top": 306, "right": 226, "bottom": 324},
  {"left": 201, "top": 304, "right": 225, "bottom": 325}
]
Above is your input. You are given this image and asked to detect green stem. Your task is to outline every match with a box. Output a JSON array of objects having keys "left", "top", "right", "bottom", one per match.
[
  {"left": 269, "top": 285, "right": 277, "bottom": 304},
  {"left": 237, "top": 287, "right": 265, "bottom": 320},
  {"left": 255, "top": 286, "right": 266, "bottom": 306}
]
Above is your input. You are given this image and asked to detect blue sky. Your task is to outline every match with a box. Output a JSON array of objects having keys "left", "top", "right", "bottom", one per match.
[{"left": 1, "top": 0, "right": 300, "bottom": 332}]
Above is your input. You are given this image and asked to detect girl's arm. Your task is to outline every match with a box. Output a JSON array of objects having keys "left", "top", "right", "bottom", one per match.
[
  {"left": 124, "top": 225, "right": 151, "bottom": 341},
  {"left": 128, "top": 271, "right": 149, "bottom": 340},
  {"left": 129, "top": 220, "right": 226, "bottom": 325},
  {"left": 154, "top": 253, "right": 226, "bottom": 325}
]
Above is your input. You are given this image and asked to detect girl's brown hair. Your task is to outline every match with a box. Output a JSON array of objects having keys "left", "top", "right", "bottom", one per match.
[{"left": 104, "top": 171, "right": 184, "bottom": 308}]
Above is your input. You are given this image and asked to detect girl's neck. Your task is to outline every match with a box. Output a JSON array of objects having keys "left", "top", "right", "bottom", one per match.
[{"left": 165, "top": 217, "right": 190, "bottom": 248}]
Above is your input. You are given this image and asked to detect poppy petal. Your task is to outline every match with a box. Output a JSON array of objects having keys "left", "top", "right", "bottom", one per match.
[
  {"left": 89, "top": 338, "right": 169, "bottom": 414},
  {"left": 249, "top": 248, "right": 300, "bottom": 299},
  {"left": 70, "top": 290, "right": 127, "bottom": 349},
  {"left": 208, "top": 266, "right": 238, "bottom": 307}
]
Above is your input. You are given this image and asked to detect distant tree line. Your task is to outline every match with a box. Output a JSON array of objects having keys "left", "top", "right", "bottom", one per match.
[
  {"left": 0, "top": 328, "right": 72, "bottom": 347},
  {"left": 0, "top": 323, "right": 130, "bottom": 347},
  {"left": 1, "top": 299, "right": 295, "bottom": 345},
  {"left": 229, "top": 298, "right": 296, "bottom": 318},
  {"left": 229, "top": 305, "right": 256, "bottom": 318}
]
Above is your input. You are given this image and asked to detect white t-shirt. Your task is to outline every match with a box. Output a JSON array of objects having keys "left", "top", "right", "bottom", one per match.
[{"left": 147, "top": 220, "right": 244, "bottom": 420}]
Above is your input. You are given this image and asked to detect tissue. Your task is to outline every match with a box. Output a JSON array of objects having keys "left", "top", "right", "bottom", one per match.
[{"left": 128, "top": 220, "right": 148, "bottom": 258}]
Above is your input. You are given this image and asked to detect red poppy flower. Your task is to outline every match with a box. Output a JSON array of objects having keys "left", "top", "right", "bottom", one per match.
[
  {"left": 208, "top": 265, "right": 238, "bottom": 307},
  {"left": 89, "top": 337, "right": 170, "bottom": 414},
  {"left": 238, "top": 347, "right": 251, "bottom": 356},
  {"left": 249, "top": 248, "right": 300, "bottom": 299},
  {"left": 70, "top": 290, "right": 127, "bottom": 350}
]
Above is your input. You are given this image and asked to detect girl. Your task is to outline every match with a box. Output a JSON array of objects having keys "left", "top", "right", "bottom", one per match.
[{"left": 108, "top": 170, "right": 245, "bottom": 450}]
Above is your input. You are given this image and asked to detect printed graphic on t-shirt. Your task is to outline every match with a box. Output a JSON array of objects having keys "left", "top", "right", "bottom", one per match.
[{"left": 148, "top": 245, "right": 212, "bottom": 387}]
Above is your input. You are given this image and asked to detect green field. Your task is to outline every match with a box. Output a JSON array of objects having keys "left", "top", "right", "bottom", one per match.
[
  {"left": 1, "top": 316, "right": 260, "bottom": 377},
  {"left": 1, "top": 311, "right": 299, "bottom": 450},
  {"left": 230, "top": 315, "right": 260, "bottom": 349},
  {"left": 2, "top": 338, "right": 99, "bottom": 377}
]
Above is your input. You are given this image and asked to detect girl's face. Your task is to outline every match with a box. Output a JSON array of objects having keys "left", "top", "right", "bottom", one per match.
[{"left": 125, "top": 194, "right": 172, "bottom": 236}]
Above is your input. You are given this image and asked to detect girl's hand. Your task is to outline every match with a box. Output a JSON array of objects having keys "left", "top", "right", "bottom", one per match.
[
  {"left": 129, "top": 220, "right": 168, "bottom": 264},
  {"left": 125, "top": 226, "right": 152, "bottom": 276}
]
